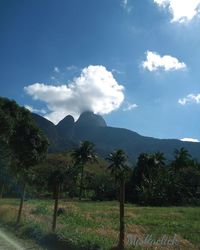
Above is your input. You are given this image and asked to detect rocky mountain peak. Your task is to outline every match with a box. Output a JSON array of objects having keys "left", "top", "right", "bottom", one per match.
[
  {"left": 75, "top": 111, "right": 107, "bottom": 127},
  {"left": 56, "top": 115, "right": 75, "bottom": 134}
]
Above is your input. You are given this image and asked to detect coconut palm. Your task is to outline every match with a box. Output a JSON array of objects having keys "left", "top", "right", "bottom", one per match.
[
  {"left": 107, "top": 149, "right": 128, "bottom": 250},
  {"left": 172, "top": 147, "right": 191, "bottom": 170},
  {"left": 153, "top": 152, "right": 165, "bottom": 167},
  {"left": 71, "top": 141, "right": 97, "bottom": 200}
]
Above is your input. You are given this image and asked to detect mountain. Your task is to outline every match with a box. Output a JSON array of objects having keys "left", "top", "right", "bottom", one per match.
[
  {"left": 75, "top": 111, "right": 107, "bottom": 128},
  {"left": 32, "top": 112, "right": 200, "bottom": 162},
  {"left": 32, "top": 113, "right": 76, "bottom": 152}
]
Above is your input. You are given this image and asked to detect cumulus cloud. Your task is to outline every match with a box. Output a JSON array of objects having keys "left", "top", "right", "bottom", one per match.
[
  {"left": 180, "top": 138, "right": 199, "bottom": 142},
  {"left": 154, "top": 0, "right": 200, "bottom": 23},
  {"left": 178, "top": 93, "right": 200, "bottom": 105},
  {"left": 142, "top": 51, "right": 187, "bottom": 71},
  {"left": 24, "top": 105, "right": 47, "bottom": 114},
  {"left": 123, "top": 103, "right": 138, "bottom": 111},
  {"left": 24, "top": 65, "right": 125, "bottom": 124}
]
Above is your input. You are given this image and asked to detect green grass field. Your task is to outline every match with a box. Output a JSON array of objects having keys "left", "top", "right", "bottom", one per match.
[{"left": 0, "top": 199, "right": 199, "bottom": 249}]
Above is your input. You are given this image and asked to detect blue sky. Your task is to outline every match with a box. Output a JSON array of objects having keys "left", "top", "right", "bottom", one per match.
[{"left": 1, "top": 0, "right": 200, "bottom": 142}]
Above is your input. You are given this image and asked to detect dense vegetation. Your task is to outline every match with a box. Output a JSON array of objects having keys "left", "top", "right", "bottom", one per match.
[
  {"left": 0, "top": 97, "right": 49, "bottom": 224},
  {"left": 1, "top": 97, "right": 200, "bottom": 249},
  {"left": 19, "top": 147, "right": 200, "bottom": 208}
]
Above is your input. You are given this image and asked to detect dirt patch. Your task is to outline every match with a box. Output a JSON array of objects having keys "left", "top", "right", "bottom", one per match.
[
  {"left": 84, "top": 227, "right": 118, "bottom": 239},
  {"left": 126, "top": 224, "right": 146, "bottom": 235},
  {"left": 0, "top": 204, "right": 18, "bottom": 211},
  {"left": 60, "top": 202, "right": 79, "bottom": 211},
  {"left": 94, "top": 216, "right": 110, "bottom": 223},
  {"left": 84, "top": 212, "right": 93, "bottom": 220},
  {"left": 125, "top": 211, "right": 137, "bottom": 219}
]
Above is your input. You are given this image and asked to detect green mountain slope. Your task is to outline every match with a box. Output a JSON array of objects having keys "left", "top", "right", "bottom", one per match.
[{"left": 32, "top": 112, "right": 200, "bottom": 161}]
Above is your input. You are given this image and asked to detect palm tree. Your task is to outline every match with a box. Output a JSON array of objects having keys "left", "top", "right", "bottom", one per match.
[
  {"left": 107, "top": 149, "right": 128, "bottom": 250},
  {"left": 173, "top": 147, "right": 191, "bottom": 170},
  {"left": 71, "top": 141, "right": 97, "bottom": 200},
  {"left": 153, "top": 152, "right": 165, "bottom": 167}
]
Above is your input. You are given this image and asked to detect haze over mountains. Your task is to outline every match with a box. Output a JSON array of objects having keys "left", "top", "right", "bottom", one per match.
[{"left": 32, "top": 111, "right": 200, "bottom": 162}]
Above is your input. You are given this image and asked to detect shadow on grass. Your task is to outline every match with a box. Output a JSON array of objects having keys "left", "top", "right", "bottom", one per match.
[
  {"left": 39, "top": 233, "right": 100, "bottom": 250},
  {"left": 1, "top": 221, "right": 102, "bottom": 250},
  {"left": 0, "top": 221, "right": 125, "bottom": 250}
]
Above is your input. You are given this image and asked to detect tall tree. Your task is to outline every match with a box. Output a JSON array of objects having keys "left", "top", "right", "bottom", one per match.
[
  {"left": 0, "top": 142, "right": 10, "bottom": 198},
  {"left": 154, "top": 152, "right": 165, "bottom": 167},
  {"left": 172, "top": 147, "right": 191, "bottom": 170},
  {"left": 0, "top": 97, "right": 49, "bottom": 223},
  {"left": 71, "top": 141, "right": 97, "bottom": 200},
  {"left": 134, "top": 152, "right": 165, "bottom": 184},
  {"left": 107, "top": 149, "right": 128, "bottom": 250},
  {"left": 10, "top": 119, "right": 49, "bottom": 224},
  {"left": 132, "top": 152, "right": 167, "bottom": 205},
  {"left": 0, "top": 98, "right": 16, "bottom": 197}
]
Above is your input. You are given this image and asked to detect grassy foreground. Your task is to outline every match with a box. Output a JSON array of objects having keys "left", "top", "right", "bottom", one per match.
[{"left": 0, "top": 199, "right": 199, "bottom": 250}]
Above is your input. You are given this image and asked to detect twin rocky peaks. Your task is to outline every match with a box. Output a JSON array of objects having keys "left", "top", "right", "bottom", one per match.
[
  {"left": 32, "top": 111, "right": 200, "bottom": 162},
  {"left": 57, "top": 111, "right": 107, "bottom": 130}
]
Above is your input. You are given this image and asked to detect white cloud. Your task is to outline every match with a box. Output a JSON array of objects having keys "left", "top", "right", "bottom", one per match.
[
  {"left": 121, "top": 0, "right": 132, "bottom": 12},
  {"left": 121, "top": 0, "right": 128, "bottom": 8},
  {"left": 142, "top": 51, "right": 187, "bottom": 71},
  {"left": 24, "top": 65, "right": 125, "bottom": 124},
  {"left": 123, "top": 103, "right": 138, "bottom": 111},
  {"left": 111, "top": 69, "right": 125, "bottom": 75},
  {"left": 54, "top": 67, "right": 60, "bottom": 73},
  {"left": 180, "top": 138, "right": 199, "bottom": 142},
  {"left": 178, "top": 93, "right": 200, "bottom": 105},
  {"left": 24, "top": 105, "right": 47, "bottom": 114},
  {"left": 66, "top": 65, "right": 78, "bottom": 71},
  {"left": 154, "top": 0, "right": 200, "bottom": 23}
]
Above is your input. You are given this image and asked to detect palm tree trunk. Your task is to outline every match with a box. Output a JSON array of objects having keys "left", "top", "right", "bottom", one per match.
[
  {"left": 118, "top": 177, "right": 125, "bottom": 249},
  {"left": 79, "top": 165, "right": 84, "bottom": 201},
  {"left": 52, "top": 183, "right": 59, "bottom": 232},
  {"left": 115, "top": 177, "right": 118, "bottom": 201},
  {"left": 17, "top": 182, "right": 26, "bottom": 224}
]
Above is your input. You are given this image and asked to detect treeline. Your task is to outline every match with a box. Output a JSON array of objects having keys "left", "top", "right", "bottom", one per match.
[
  {"left": 127, "top": 150, "right": 200, "bottom": 205},
  {"left": 32, "top": 147, "right": 200, "bottom": 206}
]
